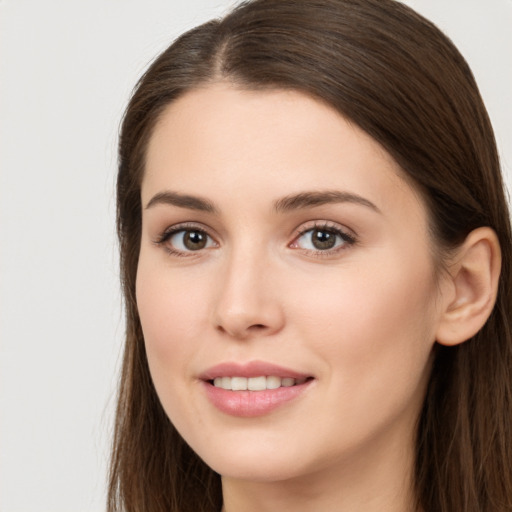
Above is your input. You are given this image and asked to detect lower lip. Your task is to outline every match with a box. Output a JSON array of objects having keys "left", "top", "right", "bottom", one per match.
[{"left": 202, "top": 380, "right": 312, "bottom": 417}]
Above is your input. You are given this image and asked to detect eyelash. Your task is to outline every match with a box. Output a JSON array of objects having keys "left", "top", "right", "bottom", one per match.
[
  {"left": 153, "top": 221, "right": 357, "bottom": 258},
  {"left": 291, "top": 221, "right": 357, "bottom": 257},
  {"left": 154, "top": 222, "right": 215, "bottom": 258}
]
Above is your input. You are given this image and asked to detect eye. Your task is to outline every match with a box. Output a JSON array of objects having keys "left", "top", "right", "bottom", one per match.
[
  {"left": 156, "top": 226, "right": 217, "bottom": 255},
  {"left": 171, "top": 229, "right": 214, "bottom": 251},
  {"left": 291, "top": 224, "right": 356, "bottom": 253}
]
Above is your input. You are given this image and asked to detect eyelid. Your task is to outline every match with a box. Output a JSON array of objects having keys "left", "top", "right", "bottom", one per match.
[
  {"left": 289, "top": 220, "right": 357, "bottom": 254},
  {"left": 291, "top": 220, "right": 356, "bottom": 239},
  {"left": 153, "top": 222, "right": 219, "bottom": 255},
  {"left": 152, "top": 219, "right": 357, "bottom": 257}
]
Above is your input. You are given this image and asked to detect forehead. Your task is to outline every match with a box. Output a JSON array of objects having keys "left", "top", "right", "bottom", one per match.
[{"left": 142, "top": 83, "right": 424, "bottom": 220}]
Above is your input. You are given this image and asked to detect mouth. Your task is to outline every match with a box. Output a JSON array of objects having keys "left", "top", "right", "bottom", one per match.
[
  {"left": 200, "top": 361, "right": 315, "bottom": 417},
  {"left": 209, "top": 375, "right": 312, "bottom": 391}
]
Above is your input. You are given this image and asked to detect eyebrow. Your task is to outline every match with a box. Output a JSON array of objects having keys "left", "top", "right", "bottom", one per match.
[
  {"left": 145, "top": 189, "right": 380, "bottom": 215},
  {"left": 273, "top": 190, "right": 380, "bottom": 214},
  {"left": 145, "top": 191, "right": 218, "bottom": 213}
]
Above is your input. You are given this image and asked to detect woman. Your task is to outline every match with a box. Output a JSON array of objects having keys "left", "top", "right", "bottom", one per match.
[{"left": 109, "top": 0, "right": 512, "bottom": 510}]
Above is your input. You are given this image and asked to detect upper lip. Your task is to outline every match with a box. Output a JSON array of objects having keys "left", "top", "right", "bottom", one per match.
[{"left": 199, "top": 360, "right": 312, "bottom": 381}]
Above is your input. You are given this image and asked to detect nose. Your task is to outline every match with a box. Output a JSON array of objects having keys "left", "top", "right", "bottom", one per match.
[{"left": 212, "top": 249, "right": 285, "bottom": 340}]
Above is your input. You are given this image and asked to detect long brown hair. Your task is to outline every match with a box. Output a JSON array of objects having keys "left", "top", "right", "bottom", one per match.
[{"left": 109, "top": 1, "right": 512, "bottom": 510}]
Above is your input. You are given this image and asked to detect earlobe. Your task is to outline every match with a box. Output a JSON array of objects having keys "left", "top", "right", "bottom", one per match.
[{"left": 436, "top": 227, "right": 501, "bottom": 347}]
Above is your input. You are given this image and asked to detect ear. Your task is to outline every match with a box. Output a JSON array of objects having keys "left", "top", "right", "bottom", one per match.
[{"left": 436, "top": 227, "right": 501, "bottom": 346}]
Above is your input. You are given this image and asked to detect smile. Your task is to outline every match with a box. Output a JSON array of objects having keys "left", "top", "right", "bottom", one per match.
[
  {"left": 200, "top": 361, "right": 314, "bottom": 417},
  {"left": 212, "top": 376, "right": 309, "bottom": 391}
]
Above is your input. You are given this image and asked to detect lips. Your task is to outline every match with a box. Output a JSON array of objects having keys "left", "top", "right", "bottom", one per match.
[
  {"left": 200, "top": 360, "right": 311, "bottom": 380},
  {"left": 199, "top": 361, "right": 314, "bottom": 417}
]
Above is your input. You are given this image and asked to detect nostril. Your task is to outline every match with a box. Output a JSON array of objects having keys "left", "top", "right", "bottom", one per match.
[{"left": 249, "top": 324, "right": 267, "bottom": 331}]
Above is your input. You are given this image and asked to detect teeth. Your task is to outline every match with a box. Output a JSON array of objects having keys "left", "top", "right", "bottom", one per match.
[
  {"left": 231, "top": 377, "right": 247, "bottom": 391},
  {"left": 212, "top": 376, "right": 305, "bottom": 391},
  {"left": 248, "top": 376, "right": 266, "bottom": 391},
  {"left": 266, "top": 375, "right": 281, "bottom": 389},
  {"left": 214, "top": 377, "right": 233, "bottom": 389}
]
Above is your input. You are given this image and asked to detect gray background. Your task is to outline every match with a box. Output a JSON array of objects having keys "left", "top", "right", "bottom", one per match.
[{"left": 1, "top": 1, "right": 511, "bottom": 510}]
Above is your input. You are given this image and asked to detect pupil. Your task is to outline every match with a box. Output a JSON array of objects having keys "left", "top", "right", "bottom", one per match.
[
  {"left": 184, "top": 231, "right": 207, "bottom": 250},
  {"left": 313, "top": 229, "right": 336, "bottom": 250}
]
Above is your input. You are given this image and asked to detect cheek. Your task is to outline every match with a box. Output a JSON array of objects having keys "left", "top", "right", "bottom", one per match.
[
  {"left": 281, "top": 257, "right": 438, "bottom": 453},
  {"left": 135, "top": 260, "right": 217, "bottom": 438},
  {"left": 288, "top": 254, "right": 438, "bottom": 388},
  {"left": 135, "top": 260, "right": 210, "bottom": 380}
]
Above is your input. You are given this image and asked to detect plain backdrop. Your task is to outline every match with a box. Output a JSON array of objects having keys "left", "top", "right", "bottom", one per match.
[{"left": 0, "top": 1, "right": 510, "bottom": 511}]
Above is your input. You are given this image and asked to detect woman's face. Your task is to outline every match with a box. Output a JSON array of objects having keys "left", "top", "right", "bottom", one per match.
[{"left": 137, "top": 84, "right": 446, "bottom": 484}]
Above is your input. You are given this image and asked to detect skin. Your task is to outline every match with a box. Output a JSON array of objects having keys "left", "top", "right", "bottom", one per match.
[{"left": 136, "top": 84, "right": 452, "bottom": 511}]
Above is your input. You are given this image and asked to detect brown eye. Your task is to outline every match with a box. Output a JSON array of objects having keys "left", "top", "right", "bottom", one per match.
[
  {"left": 311, "top": 229, "right": 337, "bottom": 250},
  {"left": 293, "top": 225, "right": 355, "bottom": 253},
  {"left": 183, "top": 230, "right": 207, "bottom": 250},
  {"left": 167, "top": 229, "right": 215, "bottom": 252}
]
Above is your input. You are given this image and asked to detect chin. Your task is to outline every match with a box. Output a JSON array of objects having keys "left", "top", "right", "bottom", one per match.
[
  {"left": 189, "top": 431, "right": 319, "bottom": 483},
  {"left": 208, "top": 455, "right": 305, "bottom": 483}
]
